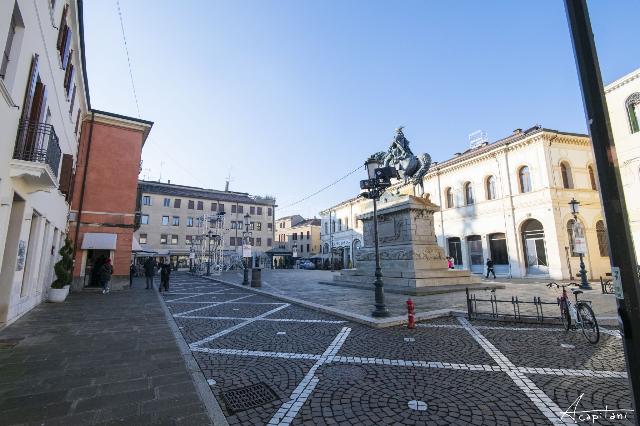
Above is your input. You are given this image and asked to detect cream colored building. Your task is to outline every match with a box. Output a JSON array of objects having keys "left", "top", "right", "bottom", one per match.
[
  {"left": 0, "top": 1, "right": 88, "bottom": 325},
  {"left": 320, "top": 199, "right": 366, "bottom": 269},
  {"left": 604, "top": 68, "right": 640, "bottom": 261},
  {"left": 320, "top": 126, "right": 611, "bottom": 280},
  {"left": 135, "top": 180, "right": 276, "bottom": 268},
  {"left": 274, "top": 215, "right": 321, "bottom": 260}
]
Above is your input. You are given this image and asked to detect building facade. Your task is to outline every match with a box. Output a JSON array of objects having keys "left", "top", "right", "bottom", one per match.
[
  {"left": 274, "top": 215, "right": 321, "bottom": 264},
  {"left": 0, "top": 0, "right": 89, "bottom": 325},
  {"left": 319, "top": 199, "right": 366, "bottom": 269},
  {"left": 604, "top": 68, "right": 640, "bottom": 261},
  {"left": 320, "top": 126, "right": 611, "bottom": 280},
  {"left": 135, "top": 181, "right": 276, "bottom": 269},
  {"left": 69, "top": 111, "right": 153, "bottom": 290}
]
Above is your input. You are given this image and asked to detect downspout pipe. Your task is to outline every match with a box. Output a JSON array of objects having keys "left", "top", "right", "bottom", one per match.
[{"left": 73, "top": 111, "right": 95, "bottom": 263}]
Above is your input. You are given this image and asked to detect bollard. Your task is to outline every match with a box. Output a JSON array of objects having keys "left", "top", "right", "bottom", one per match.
[
  {"left": 406, "top": 298, "right": 416, "bottom": 329},
  {"left": 242, "top": 268, "right": 249, "bottom": 286},
  {"left": 251, "top": 268, "right": 262, "bottom": 288}
]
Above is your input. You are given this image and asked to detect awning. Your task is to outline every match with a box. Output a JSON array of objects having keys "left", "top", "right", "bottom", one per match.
[
  {"left": 132, "top": 237, "right": 143, "bottom": 252},
  {"left": 81, "top": 233, "right": 117, "bottom": 250}
]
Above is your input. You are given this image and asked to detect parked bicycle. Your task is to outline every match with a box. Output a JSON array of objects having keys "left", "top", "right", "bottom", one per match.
[{"left": 547, "top": 282, "right": 599, "bottom": 344}]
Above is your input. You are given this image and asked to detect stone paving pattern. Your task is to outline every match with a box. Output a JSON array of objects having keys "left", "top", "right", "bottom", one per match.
[
  {"left": 0, "top": 278, "right": 211, "bottom": 426},
  {"left": 167, "top": 273, "right": 633, "bottom": 425}
]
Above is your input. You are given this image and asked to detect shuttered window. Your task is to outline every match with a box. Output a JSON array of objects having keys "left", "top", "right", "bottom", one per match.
[{"left": 58, "top": 154, "right": 74, "bottom": 201}]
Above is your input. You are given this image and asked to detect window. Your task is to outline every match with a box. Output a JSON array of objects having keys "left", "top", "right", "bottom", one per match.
[
  {"left": 292, "top": 233, "right": 297, "bottom": 240},
  {"left": 160, "top": 234, "right": 167, "bottom": 244},
  {"left": 187, "top": 217, "right": 193, "bottom": 227},
  {"left": 267, "top": 223, "right": 272, "bottom": 230},
  {"left": 162, "top": 216, "right": 169, "bottom": 226},
  {"left": 445, "top": 188, "right": 454, "bottom": 208},
  {"left": 68, "top": 84, "right": 76, "bottom": 114},
  {"left": 231, "top": 221, "right": 237, "bottom": 230},
  {"left": 588, "top": 165, "right": 597, "bottom": 190},
  {"left": 186, "top": 235, "right": 192, "bottom": 245},
  {"left": 172, "top": 216, "right": 179, "bottom": 226},
  {"left": 338, "top": 219, "right": 342, "bottom": 231},
  {"left": 299, "top": 244, "right": 303, "bottom": 253},
  {"left": 174, "top": 198, "right": 181, "bottom": 208},
  {"left": 230, "top": 237, "right": 236, "bottom": 246},
  {"left": 256, "top": 222, "right": 262, "bottom": 231},
  {"left": 331, "top": 221, "right": 336, "bottom": 232},
  {"left": 197, "top": 201, "right": 203, "bottom": 210},
  {"left": 307, "top": 244, "right": 310, "bottom": 252},
  {"left": 307, "top": 231, "right": 310, "bottom": 239},
  {"left": 486, "top": 176, "right": 497, "bottom": 200},
  {"left": 188, "top": 200, "right": 195, "bottom": 209},
  {"left": 142, "top": 196, "right": 152, "bottom": 205},
  {"left": 219, "top": 203, "right": 225, "bottom": 212},
  {"left": 518, "top": 166, "right": 531, "bottom": 193},
  {"left": 250, "top": 206, "right": 255, "bottom": 214},
  {"left": 171, "top": 235, "right": 178, "bottom": 245},
  {"left": 325, "top": 223, "right": 329, "bottom": 234},
  {"left": 139, "top": 234, "right": 147, "bottom": 244},
  {"left": 560, "top": 162, "right": 573, "bottom": 189},
  {"left": 256, "top": 237, "right": 262, "bottom": 246},
  {"left": 626, "top": 92, "right": 640, "bottom": 134},
  {"left": 231, "top": 204, "right": 236, "bottom": 213},
  {"left": 196, "top": 217, "right": 203, "bottom": 227},
  {"left": 489, "top": 233, "right": 508, "bottom": 265},
  {"left": 345, "top": 218, "right": 349, "bottom": 230},
  {"left": 267, "top": 238, "right": 272, "bottom": 246},
  {"left": 56, "top": 4, "right": 72, "bottom": 67},
  {"left": 163, "top": 198, "right": 170, "bottom": 207},
  {"left": 211, "top": 202, "right": 217, "bottom": 211},
  {"left": 595, "top": 220, "right": 609, "bottom": 257},
  {"left": 249, "top": 237, "right": 255, "bottom": 246},
  {"left": 141, "top": 214, "right": 149, "bottom": 225},
  {"left": 464, "top": 182, "right": 474, "bottom": 205},
  {"left": 268, "top": 208, "right": 272, "bottom": 216},
  {"left": 250, "top": 222, "right": 255, "bottom": 230},
  {"left": 63, "top": 58, "right": 74, "bottom": 98},
  {"left": 238, "top": 205, "right": 244, "bottom": 213},
  {"left": 257, "top": 207, "right": 263, "bottom": 215}
]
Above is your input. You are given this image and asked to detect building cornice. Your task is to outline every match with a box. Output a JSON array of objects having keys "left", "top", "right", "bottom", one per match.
[{"left": 605, "top": 68, "right": 640, "bottom": 94}]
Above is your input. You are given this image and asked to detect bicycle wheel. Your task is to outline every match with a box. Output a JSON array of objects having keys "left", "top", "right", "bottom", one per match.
[
  {"left": 604, "top": 280, "right": 614, "bottom": 294},
  {"left": 577, "top": 303, "right": 600, "bottom": 344},
  {"left": 560, "top": 299, "right": 571, "bottom": 331}
]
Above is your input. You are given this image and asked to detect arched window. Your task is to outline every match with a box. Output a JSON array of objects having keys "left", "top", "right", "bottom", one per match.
[
  {"left": 596, "top": 220, "right": 609, "bottom": 257},
  {"left": 445, "top": 187, "right": 454, "bottom": 208},
  {"left": 323, "top": 243, "right": 330, "bottom": 254},
  {"left": 464, "top": 182, "right": 474, "bottom": 205},
  {"left": 486, "top": 175, "right": 497, "bottom": 200},
  {"left": 560, "top": 162, "right": 573, "bottom": 189},
  {"left": 519, "top": 166, "right": 531, "bottom": 193},
  {"left": 588, "top": 165, "right": 597, "bottom": 190},
  {"left": 626, "top": 92, "right": 640, "bottom": 134}
]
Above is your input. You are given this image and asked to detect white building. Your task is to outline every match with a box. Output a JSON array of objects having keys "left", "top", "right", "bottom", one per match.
[
  {"left": 319, "top": 198, "right": 366, "bottom": 269},
  {"left": 320, "top": 126, "right": 611, "bottom": 280},
  {"left": 0, "top": 1, "right": 88, "bottom": 325},
  {"left": 604, "top": 68, "right": 640, "bottom": 261}
]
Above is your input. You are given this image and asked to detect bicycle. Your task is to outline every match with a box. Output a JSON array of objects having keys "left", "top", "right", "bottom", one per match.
[{"left": 547, "top": 282, "right": 600, "bottom": 344}]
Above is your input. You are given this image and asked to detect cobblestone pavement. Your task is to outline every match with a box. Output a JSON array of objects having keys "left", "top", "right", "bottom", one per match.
[
  {"left": 166, "top": 273, "right": 634, "bottom": 425},
  {"left": 214, "top": 269, "right": 620, "bottom": 323},
  {"left": 0, "top": 277, "right": 212, "bottom": 426}
]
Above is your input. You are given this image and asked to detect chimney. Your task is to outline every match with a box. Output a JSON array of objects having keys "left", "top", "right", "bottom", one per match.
[
  {"left": 225, "top": 180, "right": 230, "bottom": 192},
  {"left": 168, "top": 179, "right": 171, "bottom": 184}
]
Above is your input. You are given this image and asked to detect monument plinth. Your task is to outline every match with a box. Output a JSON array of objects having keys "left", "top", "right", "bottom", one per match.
[{"left": 333, "top": 195, "right": 477, "bottom": 291}]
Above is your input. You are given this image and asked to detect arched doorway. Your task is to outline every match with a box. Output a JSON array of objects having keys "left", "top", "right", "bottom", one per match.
[
  {"left": 352, "top": 239, "right": 362, "bottom": 268},
  {"left": 521, "top": 219, "right": 548, "bottom": 275}
]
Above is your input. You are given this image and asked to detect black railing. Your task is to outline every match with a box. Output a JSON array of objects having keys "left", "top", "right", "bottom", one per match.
[
  {"left": 13, "top": 119, "right": 62, "bottom": 178},
  {"left": 466, "top": 288, "right": 561, "bottom": 324}
]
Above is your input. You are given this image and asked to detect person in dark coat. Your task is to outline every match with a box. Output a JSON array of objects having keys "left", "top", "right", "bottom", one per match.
[
  {"left": 100, "top": 258, "right": 114, "bottom": 294},
  {"left": 486, "top": 258, "right": 496, "bottom": 279},
  {"left": 144, "top": 257, "right": 156, "bottom": 290},
  {"left": 129, "top": 262, "right": 137, "bottom": 288},
  {"left": 159, "top": 258, "right": 171, "bottom": 293}
]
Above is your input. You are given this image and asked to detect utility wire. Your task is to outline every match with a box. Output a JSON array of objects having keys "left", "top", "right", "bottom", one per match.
[
  {"left": 116, "top": 0, "right": 141, "bottom": 117},
  {"left": 277, "top": 164, "right": 363, "bottom": 212}
]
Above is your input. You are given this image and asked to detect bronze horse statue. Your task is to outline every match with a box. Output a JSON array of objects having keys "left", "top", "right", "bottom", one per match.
[{"left": 371, "top": 127, "right": 431, "bottom": 185}]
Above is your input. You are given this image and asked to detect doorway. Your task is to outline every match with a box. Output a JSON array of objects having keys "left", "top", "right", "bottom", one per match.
[
  {"left": 84, "top": 249, "right": 111, "bottom": 287},
  {"left": 521, "top": 219, "right": 548, "bottom": 275},
  {"left": 466, "top": 235, "right": 483, "bottom": 274},
  {"left": 447, "top": 237, "right": 463, "bottom": 268}
]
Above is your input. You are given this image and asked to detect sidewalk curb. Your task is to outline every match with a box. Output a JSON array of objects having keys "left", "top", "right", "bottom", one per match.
[
  {"left": 198, "top": 274, "right": 455, "bottom": 328},
  {"left": 156, "top": 289, "right": 229, "bottom": 426}
]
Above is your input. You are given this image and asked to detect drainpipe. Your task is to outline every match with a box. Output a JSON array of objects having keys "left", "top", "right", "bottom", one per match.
[
  {"left": 72, "top": 111, "right": 95, "bottom": 268},
  {"left": 503, "top": 146, "right": 520, "bottom": 278},
  {"left": 436, "top": 169, "right": 445, "bottom": 250}
]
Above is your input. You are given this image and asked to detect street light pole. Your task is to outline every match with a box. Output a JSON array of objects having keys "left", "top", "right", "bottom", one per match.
[
  {"left": 370, "top": 193, "right": 388, "bottom": 317},
  {"left": 206, "top": 230, "right": 213, "bottom": 276},
  {"left": 568, "top": 198, "right": 591, "bottom": 290},
  {"left": 329, "top": 210, "right": 334, "bottom": 272},
  {"left": 242, "top": 213, "right": 251, "bottom": 285},
  {"left": 565, "top": 0, "right": 640, "bottom": 413}
]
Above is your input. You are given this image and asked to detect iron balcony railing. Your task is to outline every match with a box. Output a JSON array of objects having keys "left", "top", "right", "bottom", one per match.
[{"left": 13, "top": 119, "right": 62, "bottom": 178}]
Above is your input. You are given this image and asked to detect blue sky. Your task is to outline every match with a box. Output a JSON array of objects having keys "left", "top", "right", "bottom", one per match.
[{"left": 83, "top": 0, "right": 640, "bottom": 218}]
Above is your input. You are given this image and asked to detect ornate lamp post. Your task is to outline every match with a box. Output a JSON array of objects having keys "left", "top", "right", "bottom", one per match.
[
  {"left": 569, "top": 198, "right": 591, "bottom": 289},
  {"left": 360, "top": 157, "right": 398, "bottom": 317},
  {"left": 242, "top": 213, "right": 251, "bottom": 285},
  {"left": 206, "top": 229, "right": 214, "bottom": 276}
]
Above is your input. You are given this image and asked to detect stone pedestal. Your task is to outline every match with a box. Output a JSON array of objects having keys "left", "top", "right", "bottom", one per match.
[{"left": 333, "top": 195, "right": 477, "bottom": 290}]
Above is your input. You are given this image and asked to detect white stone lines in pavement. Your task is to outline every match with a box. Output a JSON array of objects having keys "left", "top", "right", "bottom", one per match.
[
  {"left": 457, "top": 317, "right": 571, "bottom": 425},
  {"left": 165, "top": 290, "right": 231, "bottom": 303},
  {"left": 188, "top": 304, "right": 291, "bottom": 348},
  {"left": 177, "top": 315, "right": 345, "bottom": 324},
  {"left": 418, "top": 323, "right": 622, "bottom": 338},
  {"left": 192, "top": 347, "right": 322, "bottom": 361},
  {"left": 167, "top": 301, "right": 285, "bottom": 305},
  {"left": 173, "top": 295, "right": 256, "bottom": 317},
  {"left": 268, "top": 327, "right": 352, "bottom": 426}
]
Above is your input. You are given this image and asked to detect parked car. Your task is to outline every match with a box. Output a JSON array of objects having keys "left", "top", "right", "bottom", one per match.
[{"left": 299, "top": 260, "right": 316, "bottom": 270}]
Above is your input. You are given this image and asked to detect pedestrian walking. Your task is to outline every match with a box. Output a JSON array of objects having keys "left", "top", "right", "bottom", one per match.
[
  {"left": 129, "top": 262, "right": 137, "bottom": 288},
  {"left": 447, "top": 256, "right": 454, "bottom": 269},
  {"left": 144, "top": 257, "right": 156, "bottom": 290},
  {"left": 486, "top": 258, "right": 496, "bottom": 279},
  {"left": 159, "top": 258, "right": 171, "bottom": 293},
  {"left": 100, "top": 258, "right": 113, "bottom": 294}
]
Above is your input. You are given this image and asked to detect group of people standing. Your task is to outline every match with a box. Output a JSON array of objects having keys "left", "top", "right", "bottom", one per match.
[
  {"left": 444, "top": 255, "right": 497, "bottom": 279},
  {"left": 130, "top": 257, "right": 171, "bottom": 292}
]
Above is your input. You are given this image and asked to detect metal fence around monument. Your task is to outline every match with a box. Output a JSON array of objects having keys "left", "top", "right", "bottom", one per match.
[{"left": 465, "top": 288, "right": 561, "bottom": 324}]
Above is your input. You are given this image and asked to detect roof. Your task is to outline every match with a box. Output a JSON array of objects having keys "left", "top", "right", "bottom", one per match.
[
  {"left": 605, "top": 68, "right": 640, "bottom": 94},
  {"left": 138, "top": 180, "right": 277, "bottom": 206},
  {"left": 292, "top": 218, "right": 321, "bottom": 227},
  {"left": 276, "top": 215, "right": 304, "bottom": 222}
]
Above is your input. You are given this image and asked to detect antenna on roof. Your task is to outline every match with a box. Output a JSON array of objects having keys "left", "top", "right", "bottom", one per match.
[
  {"left": 225, "top": 168, "right": 233, "bottom": 192},
  {"left": 468, "top": 130, "right": 488, "bottom": 149}
]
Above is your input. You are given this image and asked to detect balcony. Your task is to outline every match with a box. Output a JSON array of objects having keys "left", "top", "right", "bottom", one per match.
[{"left": 10, "top": 120, "right": 62, "bottom": 190}]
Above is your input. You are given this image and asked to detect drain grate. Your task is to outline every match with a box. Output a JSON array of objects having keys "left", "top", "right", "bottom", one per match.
[
  {"left": 0, "top": 337, "right": 23, "bottom": 348},
  {"left": 221, "top": 382, "right": 279, "bottom": 413}
]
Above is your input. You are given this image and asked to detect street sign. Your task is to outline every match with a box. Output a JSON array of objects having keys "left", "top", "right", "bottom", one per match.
[
  {"left": 572, "top": 221, "right": 587, "bottom": 254},
  {"left": 242, "top": 244, "right": 252, "bottom": 258}
]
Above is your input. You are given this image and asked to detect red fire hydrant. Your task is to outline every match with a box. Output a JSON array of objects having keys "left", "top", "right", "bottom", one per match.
[{"left": 407, "top": 298, "right": 416, "bottom": 329}]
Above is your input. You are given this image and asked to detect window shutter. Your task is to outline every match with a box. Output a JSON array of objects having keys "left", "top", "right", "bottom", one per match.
[
  {"left": 65, "top": 64, "right": 75, "bottom": 97},
  {"left": 61, "top": 28, "right": 72, "bottom": 68},
  {"left": 56, "top": 5, "right": 68, "bottom": 51},
  {"left": 59, "top": 154, "right": 74, "bottom": 200},
  {"left": 21, "top": 54, "right": 40, "bottom": 120}
]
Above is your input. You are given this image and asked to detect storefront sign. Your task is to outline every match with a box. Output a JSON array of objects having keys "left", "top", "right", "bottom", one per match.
[
  {"left": 242, "top": 244, "right": 252, "bottom": 258},
  {"left": 572, "top": 222, "right": 586, "bottom": 254}
]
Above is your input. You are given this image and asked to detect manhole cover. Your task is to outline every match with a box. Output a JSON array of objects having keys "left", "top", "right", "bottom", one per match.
[
  {"left": 320, "top": 365, "right": 367, "bottom": 382},
  {"left": 221, "top": 383, "right": 279, "bottom": 413},
  {"left": 0, "top": 338, "right": 23, "bottom": 348}
]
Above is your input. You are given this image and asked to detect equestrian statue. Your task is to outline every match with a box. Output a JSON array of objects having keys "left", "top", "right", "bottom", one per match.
[{"left": 371, "top": 127, "right": 432, "bottom": 185}]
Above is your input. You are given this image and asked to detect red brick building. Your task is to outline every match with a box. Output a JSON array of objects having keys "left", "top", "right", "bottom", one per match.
[{"left": 69, "top": 110, "right": 153, "bottom": 289}]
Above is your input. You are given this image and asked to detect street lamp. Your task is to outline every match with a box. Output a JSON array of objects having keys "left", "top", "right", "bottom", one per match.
[
  {"left": 360, "top": 156, "right": 398, "bottom": 317},
  {"left": 569, "top": 198, "right": 591, "bottom": 289},
  {"left": 242, "top": 213, "right": 251, "bottom": 285},
  {"left": 206, "top": 229, "right": 214, "bottom": 276}
]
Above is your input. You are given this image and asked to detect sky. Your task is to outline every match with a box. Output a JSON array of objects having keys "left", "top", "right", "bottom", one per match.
[{"left": 83, "top": 0, "right": 640, "bottom": 219}]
